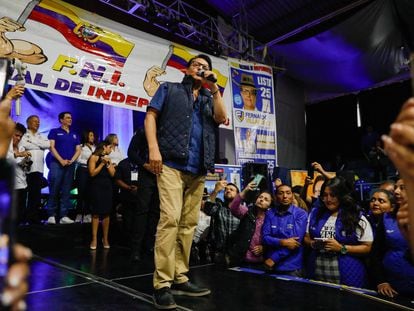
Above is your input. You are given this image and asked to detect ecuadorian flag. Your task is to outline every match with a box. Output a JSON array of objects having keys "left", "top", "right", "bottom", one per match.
[
  {"left": 229, "top": 61, "right": 272, "bottom": 75},
  {"left": 29, "top": 0, "right": 134, "bottom": 67},
  {"left": 166, "top": 45, "right": 228, "bottom": 94}
]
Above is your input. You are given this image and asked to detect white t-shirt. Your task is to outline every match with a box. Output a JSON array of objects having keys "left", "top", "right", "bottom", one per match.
[
  {"left": 77, "top": 144, "right": 95, "bottom": 166},
  {"left": 19, "top": 130, "right": 50, "bottom": 174},
  {"left": 306, "top": 214, "right": 373, "bottom": 242},
  {"left": 109, "top": 146, "right": 125, "bottom": 166},
  {"left": 7, "top": 143, "right": 27, "bottom": 190}
]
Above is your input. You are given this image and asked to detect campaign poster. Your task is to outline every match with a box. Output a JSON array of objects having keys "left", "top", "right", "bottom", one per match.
[
  {"left": 204, "top": 164, "right": 242, "bottom": 200},
  {"left": 229, "top": 60, "right": 277, "bottom": 169}
]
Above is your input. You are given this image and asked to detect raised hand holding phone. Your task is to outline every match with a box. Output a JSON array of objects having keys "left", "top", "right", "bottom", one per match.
[{"left": 252, "top": 174, "right": 264, "bottom": 190}]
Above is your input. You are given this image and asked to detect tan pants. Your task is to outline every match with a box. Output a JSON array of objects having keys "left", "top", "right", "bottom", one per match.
[{"left": 153, "top": 165, "right": 205, "bottom": 289}]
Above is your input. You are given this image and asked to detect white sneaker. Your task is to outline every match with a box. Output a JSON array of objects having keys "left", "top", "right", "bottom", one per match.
[
  {"left": 75, "top": 214, "right": 83, "bottom": 223},
  {"left": 47, "top": 216, "right": 56, "bottom": 225},
  {"left": 59, "top": 216, "right": 74, "bottom": 224},
  {"left": 83, "top": 214, "right": 92, "bottom": 223}
]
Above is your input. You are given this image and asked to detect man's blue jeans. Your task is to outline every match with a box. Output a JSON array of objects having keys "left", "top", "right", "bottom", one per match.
[{"left": 47, "top": 161, "right": 76, "bottom": 218}]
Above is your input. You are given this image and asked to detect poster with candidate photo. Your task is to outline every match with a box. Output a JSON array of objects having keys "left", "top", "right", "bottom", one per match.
[
  {"left": 204, "top": 164, "right": 242, "bottom": 200},
  {"left": 229, "top": 60, "right": 278, "bottom": 169}
]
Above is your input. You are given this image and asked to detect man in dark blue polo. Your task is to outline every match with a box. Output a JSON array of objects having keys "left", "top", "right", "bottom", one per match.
[{"left": 46, "top": 112, "right": 81, "bottom": 224}]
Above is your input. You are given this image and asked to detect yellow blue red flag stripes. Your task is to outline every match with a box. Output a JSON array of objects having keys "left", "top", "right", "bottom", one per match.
[{"left": 30, "top": 0, "right": 134, "bottom": 67}]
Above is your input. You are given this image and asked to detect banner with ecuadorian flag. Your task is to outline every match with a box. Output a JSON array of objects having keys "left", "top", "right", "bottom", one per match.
[
  {"left": 30, "top": 0, "right": 134, "bottom": 68},
  {"left": 2, "top": 0, "right": 273, "bottom": 131},
  {"left": 165, "top": 44, "right": 228, "bottom": 95}
]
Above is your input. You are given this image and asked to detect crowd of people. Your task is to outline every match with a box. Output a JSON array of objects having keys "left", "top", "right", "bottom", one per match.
[
  {"left": 3, "top": 58, "right": 414, "bottom": 310},
  {"left": 192, "top": 165, "right": 414, "bottom": 299}
]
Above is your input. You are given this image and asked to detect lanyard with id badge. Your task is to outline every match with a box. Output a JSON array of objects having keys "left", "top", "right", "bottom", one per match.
[{"left": 131, "top": 165, "right": 139, "bottom": 182}]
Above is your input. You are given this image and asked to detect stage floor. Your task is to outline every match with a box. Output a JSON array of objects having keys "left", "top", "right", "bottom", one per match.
[{"left": 18, "top": 223, "right": 414, "bottom": 311}]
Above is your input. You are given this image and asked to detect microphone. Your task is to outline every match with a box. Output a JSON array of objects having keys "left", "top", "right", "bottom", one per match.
[
  {"left": 13, "top": 59, "right": 26, "bottom": 116},
  {"left": 197, "top": 70, "right": 217, "bottom": 83}
]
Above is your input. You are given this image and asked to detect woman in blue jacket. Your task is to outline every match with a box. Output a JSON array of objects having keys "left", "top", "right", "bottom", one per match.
[
  {"left": 369, "top": 177, "right": 414, "bottom": 297},
  {"left": 304, "top": 177, "right": 373, "bottom": 288}
]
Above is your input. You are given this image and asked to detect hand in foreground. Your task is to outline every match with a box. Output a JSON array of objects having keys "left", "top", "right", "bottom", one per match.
[
  {"left": 1, "top": 237, "right": 32, "bottom": 311},
  {"left": 382, "top": 98, "right": 414, "bottom": 184},
  {"left": 377, "top": 282, "right": 398, "bottom": 298}
]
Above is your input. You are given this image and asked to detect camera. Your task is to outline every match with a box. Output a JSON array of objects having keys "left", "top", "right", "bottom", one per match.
[
  {"left": 19, "top": 158, "right": 33, "bottom": 171},
  {"left": 313, "top": 238, "right": 327, "bottom": 250}
]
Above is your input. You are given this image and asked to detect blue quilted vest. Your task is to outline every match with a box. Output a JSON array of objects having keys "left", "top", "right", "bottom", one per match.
[
  {"left": 157, "top": 75, "right": 217, "bottom": 173},
  {"left": 307, "top": 207, "right": 369, "bottom": 288}
]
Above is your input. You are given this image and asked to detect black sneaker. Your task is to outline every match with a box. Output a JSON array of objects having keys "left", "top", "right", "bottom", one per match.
[
  {"left": 170, "top": 281, "right": 211, "bottom": 297},
  {"left": 153, "top": 287, "right": 177, "bottom": 310}
]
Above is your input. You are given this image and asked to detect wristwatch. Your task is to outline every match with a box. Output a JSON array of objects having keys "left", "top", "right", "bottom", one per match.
[{"left": 340, "top": 244, "right": 348, "bottom": 255}]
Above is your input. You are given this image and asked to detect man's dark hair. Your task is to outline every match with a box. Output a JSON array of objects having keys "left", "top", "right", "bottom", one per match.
[
  {"left": 226, "top": 182, "right": 240, "bottom": 193},
  {"left": 187, "top": 54, "right": 212, "bottom": 71},
  {"left": 15, "top": 122, "right": 26, "bottom": 135},
  {"left": 58, "top": 111, "right": 71, "bottom": 122},
  {"left": 26, "top": 114, "right": 39, "bottom": 124}
]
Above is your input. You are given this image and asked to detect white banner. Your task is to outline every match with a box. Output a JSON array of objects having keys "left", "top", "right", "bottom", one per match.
[{"left": 2, "top": 0, "right": 233, "bottom": 128}]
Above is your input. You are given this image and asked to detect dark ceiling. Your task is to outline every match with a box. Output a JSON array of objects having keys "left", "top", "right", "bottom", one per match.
[
  {"left": 202, "top": 0, "right": 414, "bottom": 102},
  {"left": 66, "top": 0, "right": 414, "bottom": 103},
  {"left": 202, "top": 0, "right": 372, "bottom": 44}
]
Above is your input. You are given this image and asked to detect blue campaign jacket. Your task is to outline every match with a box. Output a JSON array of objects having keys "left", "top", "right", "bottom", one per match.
[
  {"left": 262, "top": 204, "right": 308, "bottom": 272},
  {"left": 382, "top": 212, "right": 414, "bottom": 295},
  {"left": 307, "top": 207, "right": 369, "bottom": 288}
]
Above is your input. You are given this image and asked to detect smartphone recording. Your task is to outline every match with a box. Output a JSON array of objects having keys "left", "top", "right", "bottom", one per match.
[
  {"left": 307, "top": 164, "right": 314, "bottom": 179},
  {"left": 251, "top": 174, "right": 265, "bottom": 190}
]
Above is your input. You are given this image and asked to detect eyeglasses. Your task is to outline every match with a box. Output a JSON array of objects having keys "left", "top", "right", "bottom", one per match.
[
  {"left": 240, "top": 89, "right": 257, "bottom": 96},
  {"left": 191, "top": 61, "right": 209, "bottom": 71}
]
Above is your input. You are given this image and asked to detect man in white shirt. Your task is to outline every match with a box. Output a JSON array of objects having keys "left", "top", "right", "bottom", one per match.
[
  {"left": 7, "top": 123, "right": 30, "bottom": 224},
  {"left": 20, "top": 115, "right": 50, "bottom": 224}
]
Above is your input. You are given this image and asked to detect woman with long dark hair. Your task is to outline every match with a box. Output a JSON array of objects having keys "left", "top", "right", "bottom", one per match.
[
  {"left": 88, "top": 141, "right": 115, "bottom": 250},
  {"left": 75, "top": 130, "right": 96, "bottom": 223},
  {"left": 304, "top": 176, "right": 373, "bottom": 288}
]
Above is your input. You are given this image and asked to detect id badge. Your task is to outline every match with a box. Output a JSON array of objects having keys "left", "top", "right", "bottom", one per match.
[{"left": 131, "top": 171, "right": 138, "bottom": 181}]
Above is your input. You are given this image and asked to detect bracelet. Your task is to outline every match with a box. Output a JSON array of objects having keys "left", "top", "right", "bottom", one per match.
[{"left": 211, "top": 89, "right": 219, "bottom": 96}]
